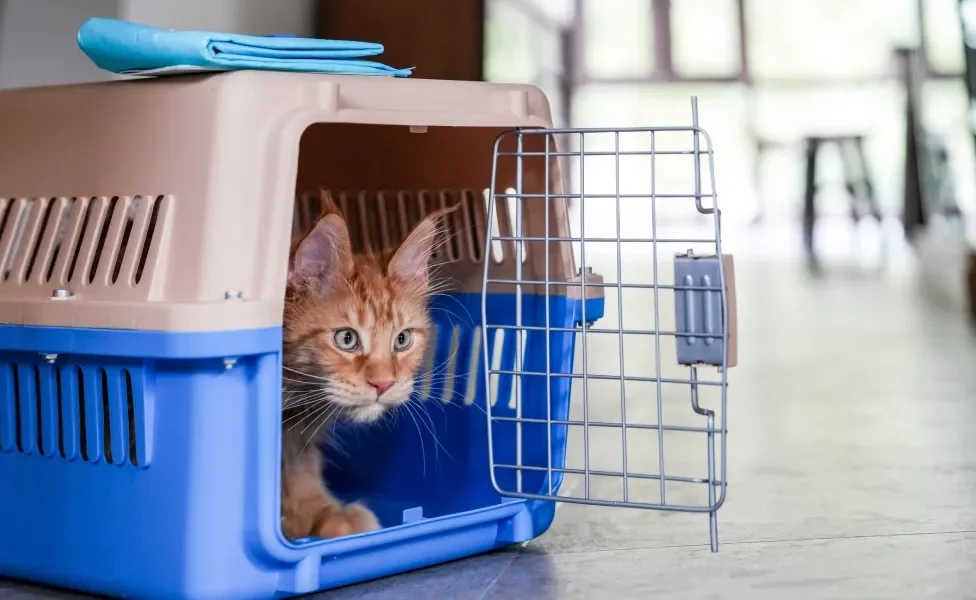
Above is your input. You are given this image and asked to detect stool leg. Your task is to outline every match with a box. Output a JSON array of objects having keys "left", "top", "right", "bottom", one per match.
[
  {"left": 802, "top": 138, "right": 819, "bottom": 266},
  {"left": 854, "top": 137, "right": 882, "bottom": 222},
  {"left": 840, "top": 139, "right": 861, "bottom": 222}
]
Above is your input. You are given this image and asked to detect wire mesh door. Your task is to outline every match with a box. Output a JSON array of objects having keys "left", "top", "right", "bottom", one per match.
[{"left": 481, "top": 97, "right": 735, "bottom": 551}]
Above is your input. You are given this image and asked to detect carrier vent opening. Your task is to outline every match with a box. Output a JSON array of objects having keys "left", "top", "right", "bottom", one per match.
[
  {"left": 0, "top": 361, "right": 149, "bottom": 467},
  {"left": 0, "top": 195, "right": 169, "bottom": 289}
]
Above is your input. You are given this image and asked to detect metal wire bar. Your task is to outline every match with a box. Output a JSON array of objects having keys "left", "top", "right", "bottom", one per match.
[
  {"left": 544, "top": 133, "right": 553, "bottom": 497},
  {"left": 512, "top": 124, "right": 713, "bottom": 135},
  {"left": 495, "top": 192, "right": 715, "bottom": 199},
  {"left": 496, "top": 149, "right": 712, "bottom": 157},
  {"left": 490, "top": 415, "right": 725, "bottom": 434},
  {"left": 614, "top": 131, "right": 629, "bottom": 502},
  {"left": 491, "top": 235, "right": 717, "bottom": 244},
  {"left": 490, "top": 324, "right": 724, "bottom": 339},
  {"left": 486, "top": 278, "right": 722, "bottom": 291},
  {"left": 707, "top": 410, "right": 718, "bottom": 549},
  {"left": 493, "top": 464, "right": 725, "bottom": 487},
  {"left": 487, "top": 369, "right": 724, "bottom": 386},
  {"left": 515, "top": 131, "right": 524, "bottom": 494},
  {"left": 650, "top": 129, "right": 668, "bottom": 506},
  {"left": 578, "top": 130, "right": 591, "bottom": 500},
  {"left": 490, "top": 489, "right": 723, "bottom": 514},
  {"left": 482, "top": 124, "right": 500, "bottom": 503}
]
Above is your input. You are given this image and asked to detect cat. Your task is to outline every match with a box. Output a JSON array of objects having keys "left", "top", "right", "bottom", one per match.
[{"left": 279, "top": 191, "right": 455, "bottom": 540}]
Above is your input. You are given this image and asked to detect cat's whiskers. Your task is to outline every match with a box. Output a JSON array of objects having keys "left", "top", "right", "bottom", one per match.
[
  {"left": 285, "top": 402, "right": 330, "bottom": 434},
  {"left": 283, "top": 365, "right": 333, "bottom": 383},
  {"left": 282, "top": 387, "right": 336, "bottom": 408},
  {"left": 282, "top": 397, "right": 333, "bottom": 413},
  {"left": 281, "top": 402, "right": 321, "bottom": 425},
  {"left": 402, "top": 400, "right": 456, "bottom": 472},
  {"left": 282, "top": 374, "right": 327, "bottom": 386},
  {"left": 427, "top": 305, "right": 475, "bottom": 329},
  {"left": 298, "top": 401, "right": 342, "bottom": 442}
]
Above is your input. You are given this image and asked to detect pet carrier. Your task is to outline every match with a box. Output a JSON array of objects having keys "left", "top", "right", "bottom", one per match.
[{"left": 0, "top": 71, "right": 736, "bottom": 599}]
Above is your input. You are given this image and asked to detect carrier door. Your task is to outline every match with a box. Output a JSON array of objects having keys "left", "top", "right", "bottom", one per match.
[{"left": 480, "top": 98, "right": 737, "bottom": 551}]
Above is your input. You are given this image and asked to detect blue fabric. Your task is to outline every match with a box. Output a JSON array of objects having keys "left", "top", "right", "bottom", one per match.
[{"left": 77, "top": 17, "right": 413, "bottom": 77}]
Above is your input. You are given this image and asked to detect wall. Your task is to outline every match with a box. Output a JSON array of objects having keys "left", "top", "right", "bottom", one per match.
[
  {"left": 120, "top": 0, "right": 315, "bottom": 37},
  {"left": 0, "top": 0, "right": 315, "bottom": 89},
  {"left": 0, "top": 0, "right": 120, "bottom": 89}
]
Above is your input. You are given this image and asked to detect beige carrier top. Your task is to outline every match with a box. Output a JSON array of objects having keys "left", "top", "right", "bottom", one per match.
[{"left": 0, "top": 71, "right": 584, "bottom": 333}]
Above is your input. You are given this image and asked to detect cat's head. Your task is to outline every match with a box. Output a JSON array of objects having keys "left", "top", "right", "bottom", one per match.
[{"left": 283, "top": 193, "right": 452, "bottom": 424}]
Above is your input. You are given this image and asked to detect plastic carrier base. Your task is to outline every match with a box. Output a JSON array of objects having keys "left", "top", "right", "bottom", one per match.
[{"left": 0, "top": 292, "right": 588, "bottom": 600}]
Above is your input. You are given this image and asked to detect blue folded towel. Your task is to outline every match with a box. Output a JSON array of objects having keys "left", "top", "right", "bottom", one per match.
[{"left": 77, "top": 17, "right": 413, "bottom": 77}]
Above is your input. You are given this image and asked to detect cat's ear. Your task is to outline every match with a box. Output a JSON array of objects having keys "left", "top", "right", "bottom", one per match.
[
  {"left": 318, "top": 188, "right": 342, "bottom": 217},
  {"left": 289, "top": 212, "right": 353, "bottom": 289},
  {"left": 388, "top": 204, "right": 459, "bottom": 287}
]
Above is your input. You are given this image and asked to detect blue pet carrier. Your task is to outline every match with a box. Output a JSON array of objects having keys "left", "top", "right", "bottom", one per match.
[{"left": 0, "top": 72, "right": 733, "bottom": 599}]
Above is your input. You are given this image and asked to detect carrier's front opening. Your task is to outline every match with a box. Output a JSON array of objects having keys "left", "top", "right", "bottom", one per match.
[{"left": 284, "top": 123, "right": 545, "bottom": 540}]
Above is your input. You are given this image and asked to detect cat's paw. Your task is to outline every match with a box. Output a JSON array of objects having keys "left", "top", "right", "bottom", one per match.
[{"left": 314, "top": 502, "right": 380, "bottom": 539}]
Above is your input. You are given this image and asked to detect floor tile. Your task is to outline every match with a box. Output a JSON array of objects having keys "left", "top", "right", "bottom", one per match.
[
  {"left": 484, "top": 532, "right": 976, "bottom": 600},
  {"left": 312, "top": 552, "right": 516, "bottom": 600}
]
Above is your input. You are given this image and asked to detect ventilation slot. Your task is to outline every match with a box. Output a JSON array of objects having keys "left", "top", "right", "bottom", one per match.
[
  {"left": 484, "top": 189, "right": 507, "bottom": 264},
  {"left": 0, "top": 361, "right": 151, "bottom": 467},
  {"left": 22, "top": 199, "right": 57, "bottom": 283},
  {"left": 382, "top": 191, "right": 405, "bottom": 248},
  {"left": 361, "top": 192, "right": 384, "bottom": 254},
  {"left": 438, "top": 190, "right": 462, "bottom": 263},
  {"left": 0, "top": 195, "right": 168, "bottom": 288},
  {"left": 504, "top": 188, "right": 528, "bottom": 264},
  {"left": 44, "top": 198, "right": 81, "bottom": 283},
  {"left": 462, "top": 189, "right": 485, "bottom": 263},
  {"left": 417, "top": 324, "right": 439, "bottom": 400},
  {"left": 0, "top": 198, "right": 38, "bottom": 282},
  {"left": 293, "top": 189, "right": 484, "bottom": 265},
  {"left": 134, "top": 196, "right": 164, "bottom": 285},
  {"left": 464, "top": 326, "right": 483, "bottom": 406},
  {"left": 425, "top": 325, "right": 461, "bottom": 405},
  {"left": 66, "top": 199, "right": 98, "bottom": 283},
  {"left": 487, "top": 329, "right": 506, "bottom": 408},
  {"left": 88, "top": 196, "right": 121, "bottom": 284}
]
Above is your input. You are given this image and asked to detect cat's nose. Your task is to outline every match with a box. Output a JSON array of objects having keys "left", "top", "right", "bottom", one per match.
[{"left": 368, "top": 380, "right": 395, "bottom": 395}]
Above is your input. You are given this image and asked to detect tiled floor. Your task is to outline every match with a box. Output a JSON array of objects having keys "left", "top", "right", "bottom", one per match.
[{"left": 4, "top": 231, "right": 976, "bottom": 599}]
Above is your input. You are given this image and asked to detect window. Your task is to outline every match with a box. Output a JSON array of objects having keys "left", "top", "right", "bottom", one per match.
[
  {"left": 746, "top": 0, "right": 919, "bottom": 81},
  {"left": 484, "top": 1, "right": 544, "bottom": 83},
  {"left": 484, "top": 0, "right": 567, "bottom": 124},
  {"left": 924, "top": 0, "right": 966, "bottom": 74},
  {"left": 572, "top": 84, "right": 757, "bottom": 223},
  {"left": 582, "top": 0, "right": 655, "bottom": 79},
  {"left": 671, "top": 0, "right": 742, "bottom": 78}
]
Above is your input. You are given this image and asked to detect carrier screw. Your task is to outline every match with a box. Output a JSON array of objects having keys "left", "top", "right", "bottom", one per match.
[
  {"left": 40, "top": 353, "right": 57, "bottom": 364},
  {"left": 224, "top": 290, "right": 243, "bottom": 300},
  {"left": 51, "top": 289, "right": 74, "bottom": 300},
  {"left": 577, "top": 267, "right": 593, "bottom": 276},
  {"left": 223, "top": 358, "right": 237, "bottom": 370}
]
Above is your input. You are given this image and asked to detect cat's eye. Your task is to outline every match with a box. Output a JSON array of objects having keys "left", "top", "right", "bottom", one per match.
[
  {"left": 333, "top": 328, "right": 360, "bottom": 352},
  {"left": 393, "top": 329, "right": 414, "bottom": 352}
]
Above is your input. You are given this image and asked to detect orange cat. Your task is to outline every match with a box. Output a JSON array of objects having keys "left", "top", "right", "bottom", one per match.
[{"left": 280, "top": 193, "right": 453, "bottom": 540}]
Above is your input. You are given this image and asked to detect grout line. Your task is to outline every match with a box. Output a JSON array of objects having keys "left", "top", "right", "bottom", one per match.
[
  {"left": 526, "top": 529, "right": 976, "bottom": 557},
  {"left": 475, "top": 553, "right": 519, "bottom": 600},
  {"left": 722, "top": 529, "right": 976, "bottom": 547}
]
